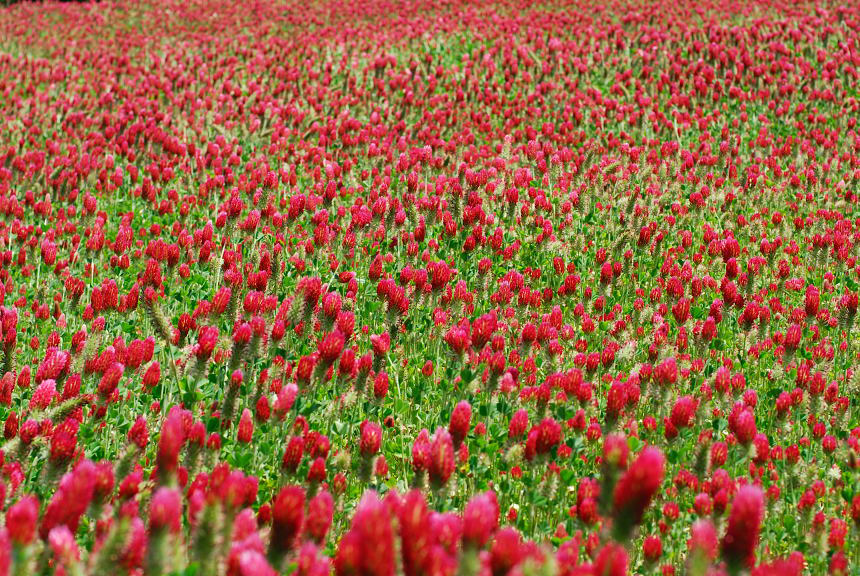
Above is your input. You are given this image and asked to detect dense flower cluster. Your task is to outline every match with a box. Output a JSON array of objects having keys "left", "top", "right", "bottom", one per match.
[{"left": 0, "top": 0, "right": 857, "bottom": 574}]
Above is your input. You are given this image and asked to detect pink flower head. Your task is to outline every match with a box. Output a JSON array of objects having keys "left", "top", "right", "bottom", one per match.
[
  {"left": 490, "top": 527, "right": 523, "bottom": 576},
  {"left": 535, "top": 418, "right": 562, "bottom": 455},
  {"left": 688, "top": 518, "right": 718, "bottom": 560},
  {"left": 411, "top": 429, "right": 431, "bottom": 473},
  {"left": 508, "top": 410, "right": 529, "bottom": 439},
  {"left": 334, "top": 492, "right": 394, "bottom": 576},
  {"left": 359, "top": 421, "right": 382, "bottom": 457},
  {"left": 282, "top": 435, "right": 305, "bottom": 473},
  {"left": 429, "top": 428, "right": 455, "bottom": 487},
  {"left": 448, "top": 401, "right": 472, "bottom": 448},
  {"left": 318, "top": 331, "right": 345, "bottom": 365},
  {"left": 195, "top": 326, "right": 219, "bottom": 359},
  {"left": 720, "top": 485, "right": 764, "bottom": 570},
  {"left": 462, "top": 491, "right": 499, "bottom": 548},
  {"left": 127, "top": 416, "right": 149, "bottom": 450},
  {"left": 784, "top": 323, "right": 802, "bottom": 352},
  {"left": 48, "top": 525, "right": 80, "bottom": 565},
  {"left": 49, "top": 418, "right": 80, "bottom": 463},
  {"left": 593, "top": 542, "right": 628, "bottom": 576},
  {"left": 149, "top": 487, "right": 182, "bottom": 534},
  {"left": 6, "top": 495, "right": 39, "bottom": 545},
  {"left": 305, "top": 490, "right": 334, "bottom": 544},
  {"left": 40, "top": 460, "right": 97, "bottom": 539},
  {"left": 237, "top": 409, "right": 254, "bottom": 443},
  {"left": 270, "top": 486, "right": 306, "bottom": 557},
  {"left": 602, "top": 433, "right": 629, "bottom": 469},
  {"left": 612, "top": 447, "right": 665, "bottom": 538},
  {"left": 670, "top": 395, "right": 697, "bottom": 429},
  {"left": 157, "top": 407, "right": 185, "bottom": 477},
  {"left": 236, "top": 549, "right": 278, "bottom": 576}
]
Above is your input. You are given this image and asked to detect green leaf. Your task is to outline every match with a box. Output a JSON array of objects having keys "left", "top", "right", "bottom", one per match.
[
  {"left": 561, "top": 468, "right": 577, "bottom": 486},
  {"left": 627, "top": 435, "right": 642, "bottom": 452}
]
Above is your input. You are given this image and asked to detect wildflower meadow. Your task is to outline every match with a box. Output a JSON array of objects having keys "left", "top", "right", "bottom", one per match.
[{"left": 0, "top": 0, "right": 858, "bottom": 574}]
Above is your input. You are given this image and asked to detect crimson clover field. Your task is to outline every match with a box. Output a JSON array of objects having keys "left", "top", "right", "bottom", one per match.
[{"left": 0, "top": 0, "right": 859, "bottom": 574}]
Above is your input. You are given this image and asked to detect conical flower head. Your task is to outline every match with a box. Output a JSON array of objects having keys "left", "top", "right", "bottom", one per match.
[
  {"left": 270, "top": 485, "right": 306, "bottom": 557},
  {"left": 305, "top": 490, "right": 333, "bottom": 544},
  {"left": 334, "top": 491, "right": 394, "bottom": 576},
  {"left": 611, "top": 447, "right": 665, "bottom": 539},
  {"left": 359, "top": 421, "right": 382, "bottom": 457},
  {"left": 237, "top": 408, "right": 254, "bottom": 443},
  {"left": 490, "top": 527, "right": 522, "bottom": 576},
  {"left": 720, "top": 485, "right": 764, "bottom": 570},
  {"left": 411, "top": 429, "right": 431, "bottom": 473},
  {"left": 6, "top": 495, "right": 39, "bottom": 545},
  {"left": 40, "top": 460, "right": 97, "bottom": 539},
  {"left": 462, "top": 491, "right": 499, "bottom": 548},
  {"left": 429, "top": 428, "right": 455, "bottom": 487},
  {"left": 593, "top": 543, "right": 628, "bottom": 576},
  {"left": 149, "top": 487, "right": 182, "bottom": 534},
  {"left": 398, "top": 490, "right": 431, "bottom": 576},
  {"left": 157, "top": 407, "right": 185, "bottom": 476},
  {"left": 448, "top": 401, "right": 471, "bottom": 448}
]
